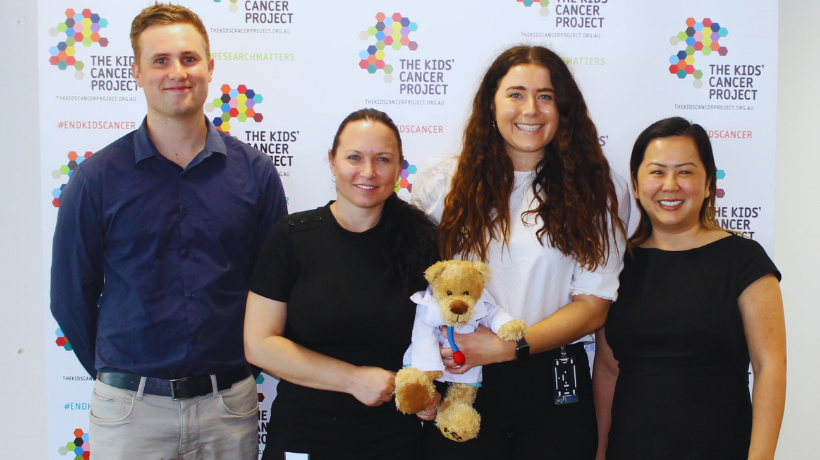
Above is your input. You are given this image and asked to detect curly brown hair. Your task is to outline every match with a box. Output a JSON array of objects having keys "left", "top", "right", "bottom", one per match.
[{"left": 437, "top": 45, "right": 625, "bottom": 269}]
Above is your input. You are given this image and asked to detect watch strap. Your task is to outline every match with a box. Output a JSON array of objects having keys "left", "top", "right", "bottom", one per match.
[{"left": 515, "top": 336, "right": 530, "bottom": 361}]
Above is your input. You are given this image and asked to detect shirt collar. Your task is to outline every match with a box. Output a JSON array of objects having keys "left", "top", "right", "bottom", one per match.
[{"left": 134, "top": 116, "right": 227, "bottom": 164}]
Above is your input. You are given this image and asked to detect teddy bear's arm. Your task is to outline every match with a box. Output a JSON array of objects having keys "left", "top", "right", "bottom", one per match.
[
  {"left": 497, "top": 320, "right": 527, "bottom": 341},
  {"left": 480, "top": 299, "right": 527, "bottom": 341},
  {"left": 409, "top": 304, "right": 447, "bottom": 373}
]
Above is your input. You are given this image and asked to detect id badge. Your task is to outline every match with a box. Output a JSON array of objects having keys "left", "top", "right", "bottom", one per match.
[
  {"left": 553, "top": 355, "right": 578, "bottom": 405},
  {"left": 285, "top": 453, "right": 310, "bottom": 460}
]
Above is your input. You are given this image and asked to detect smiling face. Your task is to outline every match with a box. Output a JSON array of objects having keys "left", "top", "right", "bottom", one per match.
[
  {"left": 329, "top": 119, "right": 402, "bottom": 215},
  {"left": 634, "top": 136, "right": 711, "bottom": 236},
  {"left": 493, "top": 64, "right": 560, "bottom": 170},
  {"left": 132, "top": 23, "right": 213, "bottom": 122}
]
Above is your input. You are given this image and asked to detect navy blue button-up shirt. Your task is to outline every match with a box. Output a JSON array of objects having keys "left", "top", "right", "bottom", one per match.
[{"left": 51, "top": 118, "right": 287, "bottom": 379}]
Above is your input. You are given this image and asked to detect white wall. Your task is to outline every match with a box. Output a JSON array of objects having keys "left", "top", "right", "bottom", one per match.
[
  {"left": 773, "top": 1, "right": 820, "bottom": 458},
  {"left": 0, "top": 1, "right": 816, "bottom": 458},
  {"left": 0, "top": 0, "right": 48, "bottom": 458}
]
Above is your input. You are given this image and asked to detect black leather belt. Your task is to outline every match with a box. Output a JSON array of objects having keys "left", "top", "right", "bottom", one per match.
[{"left": 97, "top": 365, "right": 252, "bottom": 400}]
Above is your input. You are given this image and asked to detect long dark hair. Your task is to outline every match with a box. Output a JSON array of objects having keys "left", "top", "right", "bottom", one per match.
[
  {"left": 330, "top": 108, "right": 439, "bottom": 297},
  {"left": 381, "top": 194, "right": 439, "bottom": 297},
  {"left": 437, "top": 45, "right": 625, "bottom": 269},
  {"left": 628, "top": 116, "right": 721, "bottom": 247}
]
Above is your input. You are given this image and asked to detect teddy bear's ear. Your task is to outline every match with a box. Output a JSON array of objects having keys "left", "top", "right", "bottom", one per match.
[
  {"left": 472, "top": 261, "right": 491, "bottom": 284},
  {"left": 424, "top": 261, "right": 450, "bottom": 284}
]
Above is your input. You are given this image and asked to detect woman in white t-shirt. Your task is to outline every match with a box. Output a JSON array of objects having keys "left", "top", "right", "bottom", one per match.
[{"left": 411, "top": 45, "right": 629, "bottom": 460}]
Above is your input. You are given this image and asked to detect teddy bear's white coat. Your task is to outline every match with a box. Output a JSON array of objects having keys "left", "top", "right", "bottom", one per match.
[{"left": 402, "top": 285, "right": 517, "bottom": 384}]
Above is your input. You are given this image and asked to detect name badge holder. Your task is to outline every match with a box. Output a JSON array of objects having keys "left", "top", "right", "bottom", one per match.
[{"left": 553, "top": 345, "right": 578, "bottom": 405}]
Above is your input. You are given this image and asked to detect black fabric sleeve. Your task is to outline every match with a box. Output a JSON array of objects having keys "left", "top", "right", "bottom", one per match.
[
  {"left": 249, "top": 216, "right": 296, "bottom": 302},
  {"left": 736, "top": 236, "right": 781, "bottom": 297}
]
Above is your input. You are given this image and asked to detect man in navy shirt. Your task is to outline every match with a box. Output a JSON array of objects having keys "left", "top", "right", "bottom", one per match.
[{"left": 50, "top": 4, "right": 286, "bottom": 458}]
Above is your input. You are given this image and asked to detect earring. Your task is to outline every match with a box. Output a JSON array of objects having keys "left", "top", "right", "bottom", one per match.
[{"left": 492, "top": 119, "right": 498, "bottom": 131}]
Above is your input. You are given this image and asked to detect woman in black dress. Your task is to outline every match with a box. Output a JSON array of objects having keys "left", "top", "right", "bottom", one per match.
[
  {"left": 244, "top": 109, "right": 440, "bottom": 460},
  {"left": 593, "top": 117, "right": 786, "bottom": 460}
]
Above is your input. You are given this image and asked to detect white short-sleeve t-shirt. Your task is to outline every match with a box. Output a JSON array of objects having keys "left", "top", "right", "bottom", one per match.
[{"left": 410, "top": 155, "right": 630, "bottom": 342}]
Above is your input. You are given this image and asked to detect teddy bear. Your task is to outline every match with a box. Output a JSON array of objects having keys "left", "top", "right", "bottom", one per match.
[{"left": 395, "top": 260, "right": 527, "bottom": 442}]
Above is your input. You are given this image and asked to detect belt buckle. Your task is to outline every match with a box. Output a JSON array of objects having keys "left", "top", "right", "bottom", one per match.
[{"left": 169, "top": 377, "right": 191, "bottom": 400}]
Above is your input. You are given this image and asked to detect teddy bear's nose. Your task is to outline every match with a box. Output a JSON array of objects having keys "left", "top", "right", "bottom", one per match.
[{"left": 449, "top": 299, "right": 469, "bottom": 315}]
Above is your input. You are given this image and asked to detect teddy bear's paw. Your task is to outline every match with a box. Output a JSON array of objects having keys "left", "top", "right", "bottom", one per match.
[
  {"left": 395, "top": 367, "right": 438, "bottom": 414},
  {"left": 497, "top": 319, "right": 527, "bottom": 341},
  {"left": 395, "top": 382, "right": 432, "bottom": 414},
  {"left": 436, "top": 403, "right": 481, "bottom": 442}
]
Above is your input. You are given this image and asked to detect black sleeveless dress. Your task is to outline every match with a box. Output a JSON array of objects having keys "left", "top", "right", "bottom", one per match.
[{"left": 604, "top": 234, "right": 780, "bottom": 460}]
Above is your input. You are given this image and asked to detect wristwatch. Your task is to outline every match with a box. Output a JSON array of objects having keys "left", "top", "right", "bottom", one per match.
[{"left": 515, "top": 336, "right": 530, "bottom": 361}]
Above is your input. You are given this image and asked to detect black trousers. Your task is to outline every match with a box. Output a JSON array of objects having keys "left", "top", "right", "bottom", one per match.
[
  {"left": 263, "top": 438, "right": 422, "bottom": 460},
  {"left": 422, "top": 343, "right": 598, "bottom": 460},
  {"left": 264, "top": 447, "right": 421, "bottom": 460}
]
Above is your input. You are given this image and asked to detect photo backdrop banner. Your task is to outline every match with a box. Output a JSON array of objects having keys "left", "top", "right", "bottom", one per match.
[{"left": 39, "top": 1, "right": 777, "bottom": 457}]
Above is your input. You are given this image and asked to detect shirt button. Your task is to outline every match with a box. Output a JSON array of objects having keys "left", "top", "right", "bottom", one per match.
[
  {"left": 191, "top": 336, "right": 198, "bottom": 343},
  {"left": 181, "top": 208, "right": 188, "bottom": 217},
  {"left": 183, "top": 250, "right": 191, "bottom": 257},
  {"left": 188, "top": 293, "right": 194, "bottom": 299}
]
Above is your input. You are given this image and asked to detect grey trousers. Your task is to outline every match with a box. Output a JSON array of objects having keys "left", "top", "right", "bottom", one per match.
[{"left": 89, "top": 374, "right": 259, "bottom": 460}]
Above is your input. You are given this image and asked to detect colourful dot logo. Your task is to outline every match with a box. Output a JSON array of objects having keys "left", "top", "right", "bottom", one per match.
[
  {"left": 51, "top": 151, "right": 94, "bottom": 208},
  {"left": 668, "top": 18, "right": 728, "bottom": 88},
  {"left": 48, "top": 9, "right": 109, "bottom": 80},
  {"left": 517, "top": 0, "right": 550, "bottom": 16},
  {"left": 394, "top": 160, "right": 417, "bottom": 193},
  {"left": 716, "top": 169, "right": 726, "bottom": 198},
  {"left": 205, "top": 85, "right": 264, "bottom": 136},
  {"left": 57, "top": 428, "right": 90, "bottom": 459},
  {"left": 358, "top": 13, "right": 418, "bottom": 83},
  {"left": 213, "top": 0, "right": 240, "bottom": 13},
  {"left": 55, "top": 328, "right": 73, "bottom": 351},
  {"left": 256, "top": 373, "right": 266, "bottom": 402}
]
